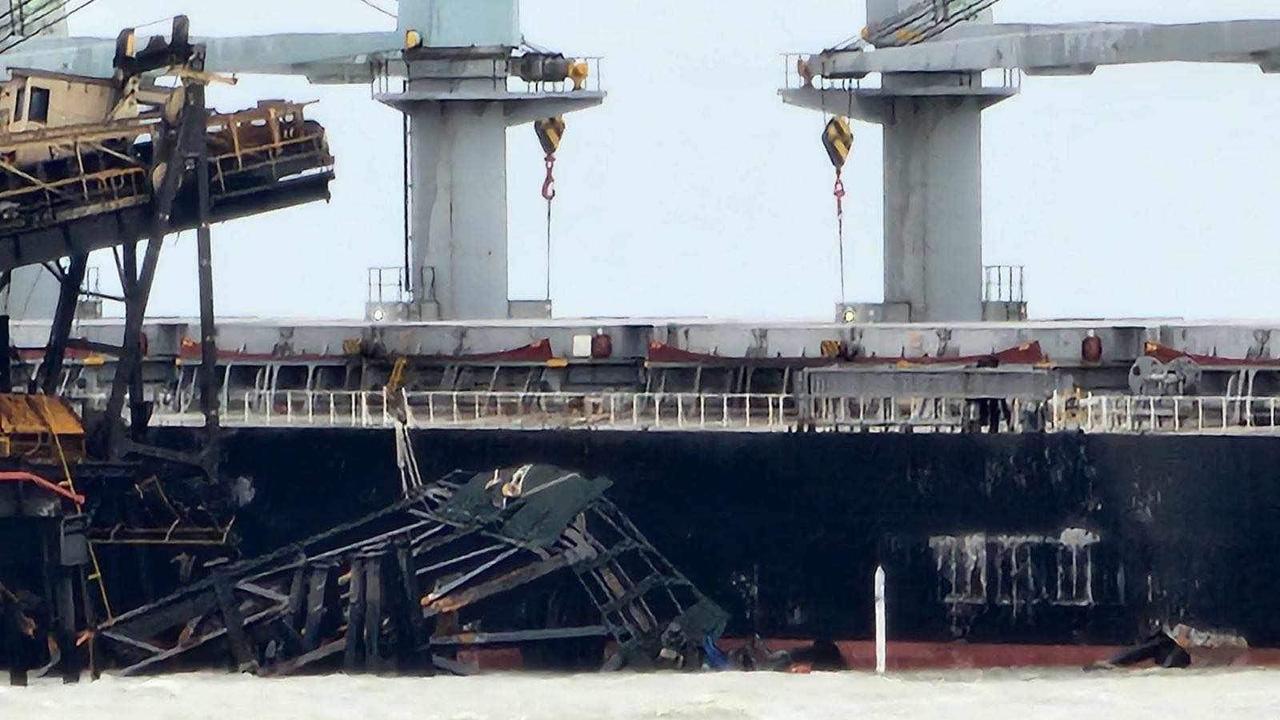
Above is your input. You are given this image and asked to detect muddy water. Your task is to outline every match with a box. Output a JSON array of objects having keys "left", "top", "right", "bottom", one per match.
[{"left": 3, "top": 669, "right": 1278, "bottom": 719}]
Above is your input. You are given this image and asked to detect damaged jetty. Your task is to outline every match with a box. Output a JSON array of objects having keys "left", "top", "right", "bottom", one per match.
[
  {"left": 0, "top": 16, "right": 722, "bottom": 682},
  {"left": 92, "top": 465, "right": 727, "bottom": 676}
]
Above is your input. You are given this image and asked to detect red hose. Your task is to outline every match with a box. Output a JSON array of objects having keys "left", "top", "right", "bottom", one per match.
[{"left": 0, "top": 471, "right": 85, "bottom": 505}]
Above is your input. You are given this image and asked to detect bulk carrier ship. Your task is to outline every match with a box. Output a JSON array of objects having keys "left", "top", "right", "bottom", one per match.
[{"left": 3, "top": 0, "right": 1280, "bottom": 679}]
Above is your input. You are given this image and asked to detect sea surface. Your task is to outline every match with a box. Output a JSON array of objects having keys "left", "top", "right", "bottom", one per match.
[{"left": 2, "top": 668, "right": 1277, "bottom": 719}]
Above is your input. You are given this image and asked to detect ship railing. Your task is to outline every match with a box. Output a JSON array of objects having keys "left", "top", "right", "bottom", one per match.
[
  {"left": 370, "top": 55, "right": 606, "bottom": 97},
  {"left": 1058, "top": 392, "right": 1280, "bottom": 434},
  {"left": 801, "top": 395, "right": 973, "bottom": 433},
  {"left": 126, "top": 387, "right": 1280, "bottom": 435},
  {"left": 230, "top": 389, "right": 796, "bottom": 432},
  {"left": 155, "top": 389, "right": 1029, "bottom": 433}
]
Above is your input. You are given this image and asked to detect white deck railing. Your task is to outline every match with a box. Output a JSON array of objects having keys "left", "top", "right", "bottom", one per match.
[
  {"left": 134, "top": 388, "right": 1280, "bottom": 436},
  {"left": 215, "top": 390, "right": 796, "bottom": 432},
  {"left": 1058, "top": 393, "right": 1280, "bottom": 434}
]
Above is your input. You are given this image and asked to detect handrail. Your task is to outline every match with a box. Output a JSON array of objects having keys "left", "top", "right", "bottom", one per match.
[
  {"left": 226, "top": 389, "right": 795, "bottom": 432},
  {"left": 128, "top": 387, "right": 1280, "bottom": 436},
  {"left": 1061, "top": 392, "right": 1280, "bottom": 434},
  {"left": 370, "top": 55, "right": 607, "bottom": 97}
]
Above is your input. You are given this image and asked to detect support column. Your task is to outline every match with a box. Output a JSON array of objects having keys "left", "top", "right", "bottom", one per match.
[
  {"left": 212, "top": 572, "right": 256, "bottom": 673},
  {"left": 379, "top": 38, "right": 604, "bottom": 321},
  {"left": 55, "top": 569, "right": 79, "bottom": 683},
  {"left": 410, "top": 102, "right": 511, "bottom": 320},
  {"left": 0, "top": 313, "right": 11, "bottom": 393},
  {"left": 37, "top": 252, "right": 88, "bottom": 395},
  {"left": 882, "top": 95, "right": 986, "bottom": 322},
  {"left": 362, "top": 552, "right": 384, "bottom": 673},
  {"left": 3, "top": 589, "right": 29, "bottom": 686},
  {"left": 343, "top": 554, "right": 367, "bottom": 671},
  {"left": 780, "top": 80, "right": 1013, "bottom": 322},
  {"left": 192, "top": 94, "right": 221, "bottom": 448},
  {"left": 107, "top": 63, "right": 209, "bottom": 457},
  {"left": 106, "top": 238, "right": 162, "bottom": 455}
]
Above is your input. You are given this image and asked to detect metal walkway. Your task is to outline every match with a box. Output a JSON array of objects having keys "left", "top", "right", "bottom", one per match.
[{"left": 0, "top": 100, "right": 332, "bottom": 270}]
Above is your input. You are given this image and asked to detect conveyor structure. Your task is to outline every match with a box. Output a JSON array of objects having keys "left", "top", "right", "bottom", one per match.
[{"left": 0, "top": 16, "right": 334, "bottom": 478}]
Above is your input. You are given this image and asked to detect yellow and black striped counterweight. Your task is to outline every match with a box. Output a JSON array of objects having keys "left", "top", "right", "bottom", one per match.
[
  {"left": 822, "top": 116, "right": 853, "bottom": 169},
  {"left": 534, "top": 116, "right": 566, "bottom": 156},
  {"left": 819, "top": 116, "right": 849, "bottom": 169}
]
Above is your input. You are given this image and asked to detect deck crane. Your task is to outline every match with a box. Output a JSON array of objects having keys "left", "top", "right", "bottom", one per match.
[
  {"left": 812, "top": 1, "right": 1006, "bottom": 312},
  {"left": 786, "top": 3, "right": 1280, "bottom": 322}
]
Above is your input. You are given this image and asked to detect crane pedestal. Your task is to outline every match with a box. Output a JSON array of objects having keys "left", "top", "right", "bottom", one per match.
[
  {"left": 785, "top": 0, "right": 1280, "bottom": 323},
  {"left": 377, "top": 49, "right": 603, "bottom": 322},
  {"left": 784, "top": 75, "right": 1016, "bottom": 322}
]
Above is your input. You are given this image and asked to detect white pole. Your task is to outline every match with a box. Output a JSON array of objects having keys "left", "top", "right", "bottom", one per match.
[{"left": 875, "top": 565, "right": 887, "bottom": 674}]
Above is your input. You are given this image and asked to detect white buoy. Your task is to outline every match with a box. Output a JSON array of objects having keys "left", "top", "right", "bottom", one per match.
[{"left": 874, "top": 565, "right": 887, "bottom": 674}]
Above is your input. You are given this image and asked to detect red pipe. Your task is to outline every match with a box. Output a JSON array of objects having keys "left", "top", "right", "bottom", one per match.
[{"left": 0, "top": 471, "right": 85, "bottom": 505}]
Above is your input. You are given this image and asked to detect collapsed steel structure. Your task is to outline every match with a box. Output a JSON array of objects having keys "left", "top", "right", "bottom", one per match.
[
  {"left": 0, "top": 17, "right": 337, "bottom": 685},
  {"left": 0, "top": 16, "right": 333, "bottom": 480},
  {"left": 93, "top": 465, "right": 725, "bottom": 676}
]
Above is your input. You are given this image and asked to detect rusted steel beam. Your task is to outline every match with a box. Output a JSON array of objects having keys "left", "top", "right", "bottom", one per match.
[
  {"left": 263, "top": 637, "right": 346, "bottom": 677},
  {"left": 301, "top": 562, "right": 336, "bottom": 653},
  {"left": 193, "top": 88, "right": 221, "bottom": 455},
  {"left": 211, "top": 573, "right": 256, "bottom": 673},
  {"left": 36, "top": 251, "right": 87, "bottom": 394},
  {"left": 393, "top": 541, "right": 424, "bottom": 666},
  {"left": 362, "top": 552, "right": 384, "bottom": 673},
  {"left": 343, "top": 555, "right": 366, "bottom": 672},
  {"left": 285, "top": 565, "right": 307, "bottom": 632},
  {"left": 422, "top": 553, "right": 574, "bottom": 618},
  {"left": 117, "top": 604, "right": 286, "bottom": 677},
  {"left": 420, "top": 547, "right": 520, "bottom": 603},
  {"left": 431, "top": 626, "right": 608, "bottom": 646}
]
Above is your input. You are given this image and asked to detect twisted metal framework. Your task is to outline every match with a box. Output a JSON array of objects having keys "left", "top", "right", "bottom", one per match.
[{"left": 93, "top": 466, "right": 725, "bottom": 676}]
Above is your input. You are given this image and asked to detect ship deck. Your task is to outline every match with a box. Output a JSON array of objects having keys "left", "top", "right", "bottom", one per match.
[{"left": 14, "top": 314, "right": 1280, "bottom": 363}]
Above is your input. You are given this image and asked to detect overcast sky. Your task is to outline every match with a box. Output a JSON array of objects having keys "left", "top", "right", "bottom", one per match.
[{"left": 66, "top": 0, "right": 1280, "bottom": 321}]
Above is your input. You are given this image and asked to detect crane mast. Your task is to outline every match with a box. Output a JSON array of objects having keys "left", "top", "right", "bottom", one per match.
[{"left": 860, "top": 0, "right": 1004, "bottom": 48}]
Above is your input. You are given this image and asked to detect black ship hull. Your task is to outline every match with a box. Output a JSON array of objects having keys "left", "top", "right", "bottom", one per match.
[{"left": 153, "top": 427, "right": 1280, "bottom": 650}]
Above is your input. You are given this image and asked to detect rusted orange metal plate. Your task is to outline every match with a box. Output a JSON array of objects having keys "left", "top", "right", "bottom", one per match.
[{"left": 0, "top": 394, "right": 85, "bottom": 436}]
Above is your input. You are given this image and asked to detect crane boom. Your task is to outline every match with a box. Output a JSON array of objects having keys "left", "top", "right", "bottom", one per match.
[{"left": 859, "top": 0, "right": 1005, "bottom": 48}]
